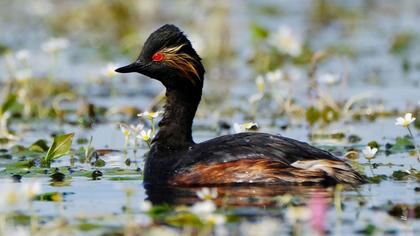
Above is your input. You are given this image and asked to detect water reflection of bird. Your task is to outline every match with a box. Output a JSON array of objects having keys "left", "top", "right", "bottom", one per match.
[
  {"left": 146, "top": 185, "right": 335, "bottom": 207},
  {"left": 116, "top": 24, "right": 365, "bottom": 187}
]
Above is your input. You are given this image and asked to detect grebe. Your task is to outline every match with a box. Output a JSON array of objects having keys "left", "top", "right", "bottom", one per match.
[{"left": 116, "top": 24, "right": 365, "bottom": 186}]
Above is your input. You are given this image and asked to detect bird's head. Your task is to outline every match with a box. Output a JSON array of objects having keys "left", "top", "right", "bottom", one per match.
[{"left": 116, "top": 24, "right": 205, "bottom": 89}]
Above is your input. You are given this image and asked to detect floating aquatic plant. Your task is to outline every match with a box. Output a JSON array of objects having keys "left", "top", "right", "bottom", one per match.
[
  {"left": 101, "top": 63, "right": 118, "bottom": 78},
  {"left": 119, "top": 123, "right": 131, "bottom": 153},
  {"left": 270, "top": 26, "right": 302, "bottom": 57},
  {"left": 130, "top": 123, "right": 144, "bottom": 152},
  {"left": 232, "top": 122, "right": 259, "bottom": 133},
  {"left": 138, "top": 129, "right": 153, "bottom": 149},
  {"left": 395, "top": 113, "right": 420, "bottom": 161},
  {"left": 196, "top": 188, "right": 218, "bottom": 201},
  {"left": 42, "top": 133, "right": 74, "bottom": 167},
  {"left": 41, "top": 38, "right": 69, "bottom": 54},
  {"left": 362, "top": 146, "right": 378, "bottom": 161},
  {"left": 137, "top": 110, "right": 162, "bottom": 145},
  {"left": 363, "top": 146, "right": 378, "bottom": 176}
]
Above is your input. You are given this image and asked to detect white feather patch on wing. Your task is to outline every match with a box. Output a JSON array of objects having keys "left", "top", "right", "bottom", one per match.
[{"left": 291, "top": 160, "right": 336, "bottom": 176}]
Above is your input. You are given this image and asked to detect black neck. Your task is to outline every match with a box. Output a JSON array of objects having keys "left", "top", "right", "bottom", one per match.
[{"left": 153, "top": 85, "right": 202, "bottom": 150}]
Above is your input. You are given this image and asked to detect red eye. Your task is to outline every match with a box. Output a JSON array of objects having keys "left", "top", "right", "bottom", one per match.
[{"left": 152, "top": 52, "right": 164, "bottom": 62}]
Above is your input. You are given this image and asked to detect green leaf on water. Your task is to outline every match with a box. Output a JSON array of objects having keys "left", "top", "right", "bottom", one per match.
[
  {"left": 387, "top": 136, "right": 414, "bottom": 153},
  {"left": 359, "top": 223, "right": 376, "bottom": 235},
  {"left": 94, "top": 158, "right": 106, "bottom": 167},
  {"left": 390, "top": 32, "right": 414, "bottom": 54},
  {"left": 29, "top": 139, "right": 49, "bottom": 153},
  {"left": 5, "top": 160, "right": 36, "bottom": 170},
  {"left": 0, "top": 43, "right": 9, "bottom": 55},
  {"left": 78, "top": 223, "right": 101, "bottom": 232},
  {"left": 34, "top": 192, "right": 62, "bottom": 202},
  {"left": 147, "top": 204, "right": 173, "bottom": 219},
  {"left": 321, "top": 106, "right": 339, "bottom": 123},
  {"left": 166, "top": 212, "right": 202, "bottom": 227},
  {"left": 108, "top": 176, "right": 141, "bottom": 181},
  {"left": 392, "top": 170, "right": 410, "bottom": 180},
  {"left": 0, "top": 93, "right": 17, "bottom": 115},
  {"left": 0, "top": 137, "right": 11, "bottom": 144},
  {"left": 43, "top": 133, "right": 74, "bottom": 164},
  {"left": 347, "top": 135, "right": 362, "bottom": 144},
  {"left": 367, "top": 141, "right": 379, "bottom": 149},
  {"left": 306, "top": 106, "right": 320, "bottom": 126},
  {"left": 368, "top": 175, "right": 387, "bottom": 184},
  {"left": 250, "top": 22, "right": 269, "bottom": 42},
  {"left": 10, "top": 145, "right": 26, "bottom": 154}
]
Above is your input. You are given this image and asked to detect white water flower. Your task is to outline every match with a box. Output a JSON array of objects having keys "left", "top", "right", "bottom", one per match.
[
  {"left": 0, "top": 182, "right": 24, "bottom": 212},
  {"left": 240, "top": 218, "right": 280, "bottom": 236},
  {"left": 271, "top": 26, "right": 302, "bottom": 57},
  {"left": 119, "top": 123, "right": 131, "bottom": 137},
  {"left": 17, "top": 88, "right": 28, "bottom": 103},
  {"left": 15, "top": 69, "right": 32, "bottom": 81},
  {"left": 138, "top": 111, "right": 163, "bottom": 120},
  {"left": 130, "top": 123, "right": 144, "bottom": 135},
  {"left": 286, "top": 206, "right": 310, "bottom": 223},
  {"left": 0, "top": 183, "right": 18, "bottom": 205},
  {"left": 248, "top": 93, "right": 263, "bottom": 103},
  {"left": 318, "top": 72, "right": 340, "bottom": 85},
  {"left": 196, "top": 187, "right": 218, "bottom": 201},
  {"left": 395, "top": 113, "right": 416, "bottom": 128},
  {"left": 255, "top": 75, "right": 265, "bottom": 93},
  {"left": 134, "top": 214, "right": 153, "bottom": 227},
  {"left": 233, "top": 122, "right": 259, "bottom": 133},
  {"left": 146, "top": 226, "right": 179, "bottom": 236},
  {"left": 3, "top": 226, "right": 30, "bottom": 236},
  {"left": 102, "top": 63, "right": 118, "bottom": 78},
  {"left": 139, "top": 129, "right": 152, "bottom": 142},
  {"left": 140, "top": 200, "right": 152, "bottom": 212},
  {"left": 21, "top": 180, "right": 42, "bottom": 200},
  {"left": 266, "top": 69, "right": 284, "bottom": 83},
  {"left": 15, "top": 50, "right": 31, "bottom": 61},
  {"left": 249, "top": 93, "right": 263, "bottom": 103},
  {"left": 204, "top": 213, "right": 226, "bottom": 226},
  {"left": 362, "top": 146, "right": 378, "bottom": 160},
  {"left": 190, "top": 200, "right": 216, "bottom": 215},
  {"left": 41, "top": 37, "right": 69, "bottom": 53}
]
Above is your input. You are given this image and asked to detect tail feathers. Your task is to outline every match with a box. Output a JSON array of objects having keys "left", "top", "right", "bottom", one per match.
[{"left": 291, "top": 160, "right": 366, "bottom": 184}]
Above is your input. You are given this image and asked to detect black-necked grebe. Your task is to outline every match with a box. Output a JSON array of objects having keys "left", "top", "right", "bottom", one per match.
[{"left": 116, "top": 24, "right": 365, "bottom": 186}]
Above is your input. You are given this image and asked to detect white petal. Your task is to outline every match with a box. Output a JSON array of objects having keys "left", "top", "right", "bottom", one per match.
[{"left": 395, "top": 117, "right": 405, "bottom": 125}]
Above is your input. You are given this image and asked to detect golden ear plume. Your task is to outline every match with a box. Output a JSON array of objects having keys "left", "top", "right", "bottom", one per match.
[{"left": 160, "top": 44, "right": 200, "bottom": 85}]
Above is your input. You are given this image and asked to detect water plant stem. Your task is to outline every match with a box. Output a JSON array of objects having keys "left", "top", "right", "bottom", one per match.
[
  {"left": 406, "top": 126, "right": 420, "bottom": 162},
  {"left": 292, "top": 221, "right": 301, "bottom": 236},
  {"left": 201, "top": 225, "right": 214, "bottom": 236},
  {"left": 124, "top": 136, "right": 129, "bottom": 154},
  {"left": 29, "top": 201, "right": 38, "bottom": 234},
  {"left": 49, "top": 52, "right": 57, "bottom": 80},
  {"left": 133, "top": 137, "right": 139, "bottom": 154},
  {"left": 367, "top": 160, "right": 375, "bottom": 177},
  {"left": 0, "top": 214, "right": 5, "bottom": 236},
  {"left": 151, "top": 119, "right": 156, "bottom": 136},
  {"left": 123, "top": 189, "right": 134, "bottom": 236},
  {"left": 334, "top": 184, "right": 343, "bottom": 216}
]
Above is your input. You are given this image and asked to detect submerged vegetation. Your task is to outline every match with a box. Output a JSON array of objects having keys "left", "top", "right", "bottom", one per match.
[{"left": 0, "top": 0, "right": 419, "bottom": 235}]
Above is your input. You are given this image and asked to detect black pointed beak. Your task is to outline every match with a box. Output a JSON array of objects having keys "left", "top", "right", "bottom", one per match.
[{"left": 115, "top": 62, "right": 139, "bottom": 73}]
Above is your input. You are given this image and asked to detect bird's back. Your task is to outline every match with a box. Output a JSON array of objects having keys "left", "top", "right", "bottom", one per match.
[{"left": 156, "top": 133, "right": 366, "bottom": 186}]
